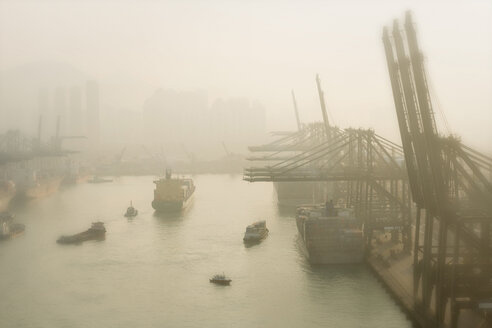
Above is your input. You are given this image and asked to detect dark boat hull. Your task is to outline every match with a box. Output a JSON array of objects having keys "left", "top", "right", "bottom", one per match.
[
  {"left": 152, "top": 192, "right": 193, "bottom": 212},
  {"left": 57, "top": 229, "right": 105, "bottom": 244},
  {"left": 243, "top": 230, "right": 269, "bottom": 243},
  {"left": 124, "top": 210, "right": 138, "bottom": 217},
  {"left": 152, "top": 200, "right": 183, "bottom": 212},
  {"left": 209, "top": 279, "right": 231, "bottom": 285}
]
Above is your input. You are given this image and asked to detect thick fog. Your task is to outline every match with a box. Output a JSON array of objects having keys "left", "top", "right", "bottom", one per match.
[{"left": 0, "top": 0, "right": 491, "bottom": 158}]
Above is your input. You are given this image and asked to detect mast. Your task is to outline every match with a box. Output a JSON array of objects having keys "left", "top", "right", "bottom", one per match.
[
  {"left": 315, "top": 74, "right": 330, "bottom": 138},
  {"left": 291, "top": 90, "right": 302, "bottom": 131}
]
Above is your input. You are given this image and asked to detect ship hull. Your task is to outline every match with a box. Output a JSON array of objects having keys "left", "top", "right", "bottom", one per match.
[
  {"left": 152, "top": 192, "right": 194, "bottom": 212},
  {"left": 209, "top": 279, "right": 231, "bottom": 285},
  {"left": 57, "top": 230, "right": 105, "bottom": 244},
  {"left": 22, "top": 176, "right": 63, "bottom": 200},
  {"left": 243, "top": 230, "right": 268, "bottom": 243},
  {"left": 296, "top": 215, "right": 364, "bottom": 264}
]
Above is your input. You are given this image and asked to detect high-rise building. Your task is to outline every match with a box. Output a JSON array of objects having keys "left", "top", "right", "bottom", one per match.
[
  {"left": 69, "top": 86, "right": 83, "bottom": 135},
  {"left": 86, "top": 80, "right": 100, "bottom": 147},
  {"left": 37, "top": 88, "right": 51, "bottom": 141},
  {"left": 54, "top": 87, "right": 67, "bottom": 135}
]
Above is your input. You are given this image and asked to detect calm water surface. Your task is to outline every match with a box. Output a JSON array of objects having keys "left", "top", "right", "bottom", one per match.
[{"left": 0, "top": 175, "right": 412, "bottom": 328}]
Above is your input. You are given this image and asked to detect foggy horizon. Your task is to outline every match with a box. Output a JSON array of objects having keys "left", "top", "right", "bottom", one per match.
[{"left": 1, "top": 0, "right": 491, "bottom": 154}]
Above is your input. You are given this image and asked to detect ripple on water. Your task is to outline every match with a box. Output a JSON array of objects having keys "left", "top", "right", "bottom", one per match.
[{"left": 0, "top": 175, "right": 411, "bottom": 328}]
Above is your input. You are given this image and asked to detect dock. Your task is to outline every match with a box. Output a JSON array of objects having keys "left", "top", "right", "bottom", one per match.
[{"left": 368, "top": 234, "right": 487, "bottom": 327}]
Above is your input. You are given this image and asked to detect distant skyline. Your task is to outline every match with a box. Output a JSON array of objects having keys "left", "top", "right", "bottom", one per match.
[{"left": 0, "top": 0, "right": 491, "bottom": 153}]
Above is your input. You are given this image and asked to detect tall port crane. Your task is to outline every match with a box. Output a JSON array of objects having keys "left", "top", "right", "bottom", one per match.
[{"left": 383, "top": 11, "right": 492, "bottom": 327}]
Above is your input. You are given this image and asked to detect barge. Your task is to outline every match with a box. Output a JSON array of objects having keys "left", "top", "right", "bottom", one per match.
[{"left": 57, "top": 222, "right": 106, "bottom": 244}]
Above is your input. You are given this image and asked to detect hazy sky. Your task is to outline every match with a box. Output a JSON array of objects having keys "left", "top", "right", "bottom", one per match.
[{"left": 0, "top": 0, "right": 491, "bottom": 152}]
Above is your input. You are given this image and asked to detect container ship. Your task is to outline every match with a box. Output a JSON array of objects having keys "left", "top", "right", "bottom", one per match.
[
  {"left": 152, "top": 170, "right": 195, "bottom": 212},
  {"left": 296, "top": 204, "right": 364, "bottom": 264},
  {"left": 23, "top": 175, "right": 63, "bottom": 199},
  {"left": 10, "top": 166, "right": 63, "bottom": 201}
]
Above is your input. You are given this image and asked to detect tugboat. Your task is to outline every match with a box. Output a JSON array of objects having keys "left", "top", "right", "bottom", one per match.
[
  {"left": 209, "top": 273, "right": 232, "bottom": 285},
  {"left": 57, "top": 222, "right": 106, "bottom": 244},
  {"left": 0, "top": 212, "right": 25, "bottom": 241},
  {"left": 124, "top": 201, "right": 138, "bottom": 217},
  {"left": 243, "top": 220, "right": 269, "bottom": 243}
]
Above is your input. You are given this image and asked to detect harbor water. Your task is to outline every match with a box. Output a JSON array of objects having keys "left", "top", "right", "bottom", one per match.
[{"left": 0, "top": 175, "right": 412, "bottom": 328}]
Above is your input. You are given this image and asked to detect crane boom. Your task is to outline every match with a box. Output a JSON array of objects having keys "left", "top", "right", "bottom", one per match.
[
  {"left": 315, "top": 74, "right": 330, "bottom": 138},
  {"left": 291, "top": 90, "right": 302, "bottom": 131}
]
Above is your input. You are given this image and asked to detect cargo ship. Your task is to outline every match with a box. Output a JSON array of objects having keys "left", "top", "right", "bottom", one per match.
[
  {"left": 296, "top": 204, "right": 364, "bottom": 264},
  {"left": 11, "top": 167, "right": 63, "bottom": 201},
  {"left": 23, "top": 175, "right": 63, "bottom": 199},
  {"left": 152, "top": 169, "right": 195, "bottom": 212},
  {"left": 0, "top": 212, "right": 25, "bottom": 241},
  {"left": 62, "top": 160, "right": 90, "bottom": 185}
]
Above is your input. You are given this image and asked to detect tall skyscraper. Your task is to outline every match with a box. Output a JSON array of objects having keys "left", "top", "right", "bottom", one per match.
[{"left": 86, "top": 80, "right": 100, "bottom": 147}]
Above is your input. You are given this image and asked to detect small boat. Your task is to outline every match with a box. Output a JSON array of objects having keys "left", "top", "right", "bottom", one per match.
[
  {"left": 124, "top": 201, "right": 138, "bottom": 217},
  {"left": 209, "top": 273, "right": 232, "bottom": 285},
  {"left": 88, "top": 176, "right": 113, "bottom": 184},
  {"left": 0, "top": 212, "right": 25, "bottom": 241},
  {"left": 57, "top": 222, "right": 106, "bottom": 244},
  {"left": 243, "top": 220, "right": 269, "bottom": 243}
]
